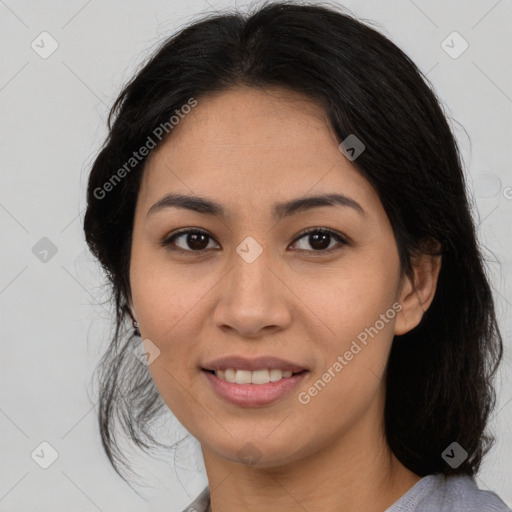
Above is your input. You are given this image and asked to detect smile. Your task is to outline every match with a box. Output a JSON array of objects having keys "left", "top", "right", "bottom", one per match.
[{"left": 202, "top": 369, "right": 308, "bottom": 407}]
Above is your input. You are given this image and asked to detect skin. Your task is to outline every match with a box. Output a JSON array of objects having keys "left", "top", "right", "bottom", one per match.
[{"left": 129, "top": 86, "right": 442, "bottom": 512}]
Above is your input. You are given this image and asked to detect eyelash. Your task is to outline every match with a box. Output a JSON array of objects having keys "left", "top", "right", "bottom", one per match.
[{"left": 159, "top": 227, "right": 348, "bottom": 255}]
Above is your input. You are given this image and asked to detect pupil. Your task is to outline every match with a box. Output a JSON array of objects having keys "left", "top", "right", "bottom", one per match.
[
  {"left": 310, "top": 232, "right": 330, "bottom": 250},
  {"left": 188, "top": 232, "right": 208, "bottom": 250}
]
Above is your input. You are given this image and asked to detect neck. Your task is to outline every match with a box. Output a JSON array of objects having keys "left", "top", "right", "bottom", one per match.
[{"left": 201, "top": 394, "right": 421, "bottom": 512}]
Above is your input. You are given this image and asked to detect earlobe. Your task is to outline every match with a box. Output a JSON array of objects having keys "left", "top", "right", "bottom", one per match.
[{"left": 394, "top": 241, "right": 442, "bottom": 336}]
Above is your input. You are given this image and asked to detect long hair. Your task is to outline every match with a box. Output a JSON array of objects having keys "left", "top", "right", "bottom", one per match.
[{"left": 83, "top": 0, "right": 503, "bottom": 481}]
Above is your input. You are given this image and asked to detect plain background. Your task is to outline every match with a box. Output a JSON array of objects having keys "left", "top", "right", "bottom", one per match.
[{"left": 1, "top": 0, "right": 511, "bottom": 510}]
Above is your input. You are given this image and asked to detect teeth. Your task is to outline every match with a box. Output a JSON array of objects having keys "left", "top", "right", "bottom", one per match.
[
  {"left": 252, "top": 369, "right": 270, "bottom": 384},
  {"left": 214, "top": 368, "right": 294, "bottom": 384},
  {"left": 235, "top": 370, "right": 252, "bottom": 384}
]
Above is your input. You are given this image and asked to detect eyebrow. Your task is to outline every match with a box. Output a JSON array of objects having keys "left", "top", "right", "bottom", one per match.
[{"left": 146, "top": 192, "right": 365, "bottom": 220}]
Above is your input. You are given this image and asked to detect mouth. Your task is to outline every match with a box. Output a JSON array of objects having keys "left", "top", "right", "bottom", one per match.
[{"left": 201, "top": 368, "right": 309, "bottom": 407}]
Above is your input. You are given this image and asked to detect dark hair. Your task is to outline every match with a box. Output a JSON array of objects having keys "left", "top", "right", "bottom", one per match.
[{"left": 83, "top": 0, "right": 503, "bottom": 483}]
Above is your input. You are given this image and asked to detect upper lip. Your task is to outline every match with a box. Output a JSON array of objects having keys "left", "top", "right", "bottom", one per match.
[{"left": 202, "top": 355, "right": 307, "bottom": 373}]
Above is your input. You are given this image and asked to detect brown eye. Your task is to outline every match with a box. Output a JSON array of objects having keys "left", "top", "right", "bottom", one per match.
[
  {"left": 161, "top": 229, "right": 220, "bottom": 252},
  {"left": 160, "top": 227, "right": 347, "bottom": 255},
  {"left": 290, "top": 228, "right": 347, "bottom": 253}
]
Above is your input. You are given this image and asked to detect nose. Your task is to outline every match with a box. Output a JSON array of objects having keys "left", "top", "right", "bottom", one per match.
[{"left": 212, "top": 242, "right": 292, "bottom": 338}]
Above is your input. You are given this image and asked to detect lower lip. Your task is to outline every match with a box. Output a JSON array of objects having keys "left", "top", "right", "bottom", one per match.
[{"left": 202, "top": 370, "right": 308, "bottom": 407}]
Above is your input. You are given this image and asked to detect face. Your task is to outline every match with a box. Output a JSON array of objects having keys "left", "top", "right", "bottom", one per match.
[{"left": 129, "top": 86, "right": 419, "bottom": 468}]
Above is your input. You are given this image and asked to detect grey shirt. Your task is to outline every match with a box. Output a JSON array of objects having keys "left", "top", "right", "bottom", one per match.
[{"left": 181, "top": 473, "right": 511, "bottom": 512}]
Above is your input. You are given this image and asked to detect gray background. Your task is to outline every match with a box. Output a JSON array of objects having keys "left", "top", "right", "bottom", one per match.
[{"left": 1, "top": 0, "right": 511, "bottom": 510}]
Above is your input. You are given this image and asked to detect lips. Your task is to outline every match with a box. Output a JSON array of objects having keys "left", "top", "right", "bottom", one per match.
[
  {"left": 201, "top": 355, "right": 308, "bottom": 373},
  {"left": 202, "top": 368, "right": 308, "bottom": 407}
]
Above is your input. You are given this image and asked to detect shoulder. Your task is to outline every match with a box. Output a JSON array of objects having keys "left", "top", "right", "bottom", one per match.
[
  {"left": 443, "top": 475, "right": 511, "bottom": 512},
  {"left": 387, "top": 473, "right": 511, "bottom": 512},
  {"left": 181, "top": 477, "right": 512, "bottom": 512},
  {"left": 180, "top": 486, "right": 210, "bottom": 512}
]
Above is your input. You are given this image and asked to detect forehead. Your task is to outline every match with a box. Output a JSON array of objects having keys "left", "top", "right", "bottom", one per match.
[
  {"left": 145, "top": 86, "right": 334, "bottom": 164},
  {"left": 139, "top": 86, "right": 378, "bottom": 217}
]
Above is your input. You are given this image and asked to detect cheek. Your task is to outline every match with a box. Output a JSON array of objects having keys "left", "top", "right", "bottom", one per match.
[
  {"left": 303, "top": 253, "right": 400, "bottom": 344},
  {"left": 295, "top": 298, "right": 397, "bottom": 431},
  {"left": 130, "top": 245, "right": 214, "bottom": 339},
  {"left": 297, "top": 255, "right": 400, "bottom": 399},
  {"left": 129, "top": 258, "right": 208, "bottom": 420},
  {"left": 129, "top": 251, "right": 224, "bottom": 405}
]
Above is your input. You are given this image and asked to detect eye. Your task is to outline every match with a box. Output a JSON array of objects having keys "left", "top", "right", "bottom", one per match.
[
  {"left": 160, "top": 228, "right": 220, "bottom": 252},
  {"left": 160, "top": 227, "right": 348, "bottom": 254},
  {"left": 290, "top": 228, "right": 348, "bottom": 253}
]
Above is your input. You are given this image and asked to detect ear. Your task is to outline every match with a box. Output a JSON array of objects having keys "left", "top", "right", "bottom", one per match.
[{"left": 394, "top": 239, "right": 442, "bottom": 336}]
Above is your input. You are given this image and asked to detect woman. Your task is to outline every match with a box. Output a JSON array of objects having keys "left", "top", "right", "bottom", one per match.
[{"left": 83, "top": 2, "right": 511, "bottom": 511}]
